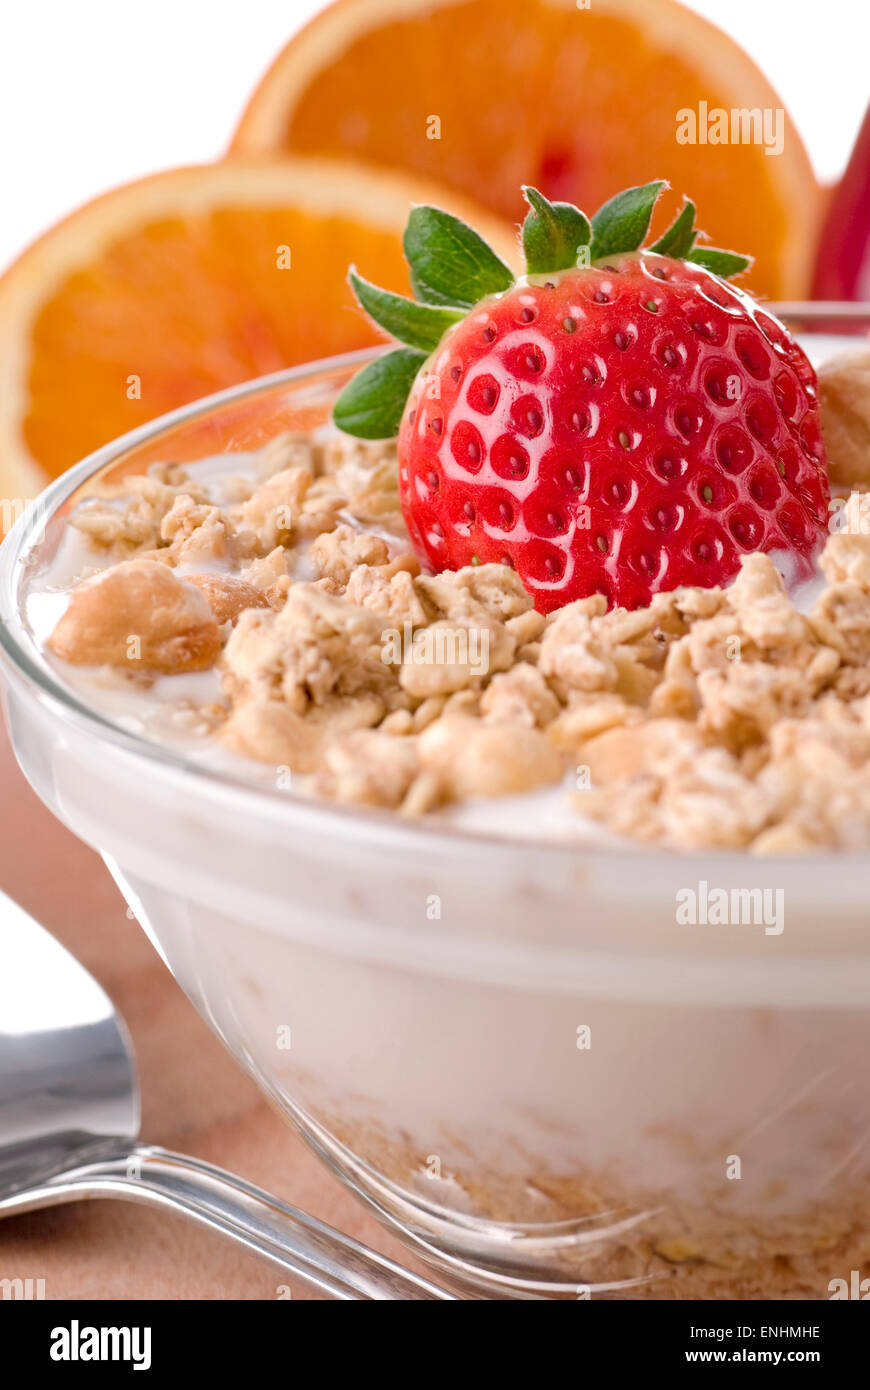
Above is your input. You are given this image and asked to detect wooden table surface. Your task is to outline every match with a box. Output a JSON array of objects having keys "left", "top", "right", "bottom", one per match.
[{"left": 0, "top": 723, "right": 431, "bottom": 1301}]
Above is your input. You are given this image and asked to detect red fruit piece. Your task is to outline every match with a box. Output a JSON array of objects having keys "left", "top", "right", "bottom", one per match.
[
  {"left": 399, "top": 256, "right": 829, "bottom": 611},
  {"left": 335, "top": 184, "right": 830, "bottom": 613},
  {"left": 813, "top": 101, "right": 870, "bottom": 300}
]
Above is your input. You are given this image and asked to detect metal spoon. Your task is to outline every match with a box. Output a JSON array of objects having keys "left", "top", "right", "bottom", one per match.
[{"left": 0, "top": 891, "right": 453, "bottom": 1300}]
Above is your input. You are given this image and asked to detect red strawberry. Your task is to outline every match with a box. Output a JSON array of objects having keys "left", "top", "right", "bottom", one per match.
[{"left": 334, "top": 183, "right": 830, "bottom": 613}]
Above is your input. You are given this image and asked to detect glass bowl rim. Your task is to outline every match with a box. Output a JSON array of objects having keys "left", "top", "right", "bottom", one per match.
[{"left": 1, "top": 312, "right": 869, "bottom": 865}]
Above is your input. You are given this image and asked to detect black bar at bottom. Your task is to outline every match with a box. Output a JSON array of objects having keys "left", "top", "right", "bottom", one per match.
[{"left": 1, "top": 1295, "right": 864, "bottom": 1374}]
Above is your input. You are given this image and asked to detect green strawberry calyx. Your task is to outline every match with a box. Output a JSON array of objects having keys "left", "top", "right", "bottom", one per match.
[{"left": 333, "top": 182, "right": 753, "bottom": 440}]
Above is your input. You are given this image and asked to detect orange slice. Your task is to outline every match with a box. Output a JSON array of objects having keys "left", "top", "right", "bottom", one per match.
[
  {"left": 232, "top": 0, "right": 820, "bottom": 302},
  {"left": 0, "top": 158, "right": 516, "bottom": 499}
]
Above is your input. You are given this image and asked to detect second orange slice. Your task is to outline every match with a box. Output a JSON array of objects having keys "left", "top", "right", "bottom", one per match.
[{"left": 0, "top": 158, "right": 516, "bottom": 498}]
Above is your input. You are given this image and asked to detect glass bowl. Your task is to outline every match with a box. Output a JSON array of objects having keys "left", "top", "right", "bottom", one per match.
[{"left": 2, "top": 309, "right": 870, "bottom": 1300}]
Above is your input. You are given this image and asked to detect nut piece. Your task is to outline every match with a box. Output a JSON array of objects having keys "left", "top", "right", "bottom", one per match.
[
  {"left": 185, "top": 573, "right": 271, "bottom": 625},
  {"left": 418, "top": 715, "right": 564, "bottom": 800},
  {"left": 480, "top": 662, "right": 560, "bottom": 728},
  {"left": 817, "top": 347, "right": 870, "bottom": 489},
  {"left": 233, "top": 466, "right": 313, "bottom": 551},
  {"left": 578, "top": 724, "right": 651, "bottom": 784},
  {"left": 398, "top": 620, "right": 505, "bottom": 698},
  {"left": 319, "top": 729, "right": 420, "bottom": 807},
  {"left": 219, "top": 697, "right": 320, "bottom": 770},
  {"left": 49, "top": 560, "right": 221, "bottom": 673},
  {"left": 309, "top": 524, "right": 389, "bottom": 585}
]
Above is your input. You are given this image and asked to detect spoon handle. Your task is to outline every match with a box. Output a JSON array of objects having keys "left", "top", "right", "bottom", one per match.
[{"left": 1, "top": 1144, "right": 454, "bottom": 1301}]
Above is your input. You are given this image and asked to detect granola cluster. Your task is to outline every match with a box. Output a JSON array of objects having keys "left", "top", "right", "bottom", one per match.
[{"left": 44, "top": 354, "right": 870, "bottom": 852}]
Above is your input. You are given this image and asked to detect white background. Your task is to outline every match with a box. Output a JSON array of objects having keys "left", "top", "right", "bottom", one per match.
[{"left": 0, "top": 0, "right": 866, "bottom": 273}]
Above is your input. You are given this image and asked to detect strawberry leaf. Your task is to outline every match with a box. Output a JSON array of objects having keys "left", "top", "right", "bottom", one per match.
[
  {"left": 650, "top": 199, "right": 697, "bottom": 258},
  {"left": 404, "top": 206, "right": 515, "bottom": 308},
  {"left": 590, "top": 181, "right": 667, "bottom": 260},
  {"left": 688, "top": 246, "right": 753, "bottom": 278},
  {"left": 332, "top": 348, "right": 426, "bottom": 440},
  {"left": 349, "top": 269, "right": 465, "bottom": 352},
  {"left": 522, "top": 187, "right": 591, "bottom": 274}
]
